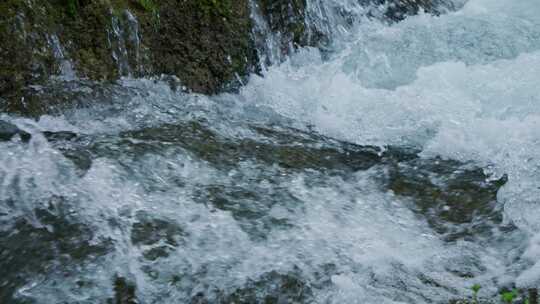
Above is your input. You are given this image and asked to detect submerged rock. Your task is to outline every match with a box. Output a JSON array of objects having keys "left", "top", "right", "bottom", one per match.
[
  {"left": 0, "top": 197, "right": 111, "bottom": 303},
  {"left": 50, "top": 119, "right": 510, "bottom": 244},
  {"left": 387, "top": 157, "right": 510, "bottom": 241},
  {"left": 185, "top": 269, "right": 314, "bottom": 303},
  {"left": 111, "top": 276, "right": 138, "bottom": 304},
  {"left": 0, "top": 117, "right": 520, "bottom": 302},
  {"left": 118, "top": 122, "right": 383, "bottom": 172},
  {"left": 219, "top": 270, "right": 313, "bottom": 304},
  {"left": 131, "top": 214, "right": 181, "bottom": 248}
]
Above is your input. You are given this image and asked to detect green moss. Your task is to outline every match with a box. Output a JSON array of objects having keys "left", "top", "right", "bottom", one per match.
[
  {"left": 151, "top": 0, "right": 256, "bottom": 94},
  {"left": 135, "top": 0, "right": 157, "bottom": 13},
  {"left": 197, "top": 0, "right": 233, "bottom": 17},
  {"left": 65, "top": 0, "right": 78, "bottom": 17},
  {"left": 1, "top": 0, "right": 258, "bottom": 114}
]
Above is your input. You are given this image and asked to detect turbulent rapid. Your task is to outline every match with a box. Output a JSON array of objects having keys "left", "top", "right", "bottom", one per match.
[{"left": 1, "top": 0, "right": 540, "bottom": 303}]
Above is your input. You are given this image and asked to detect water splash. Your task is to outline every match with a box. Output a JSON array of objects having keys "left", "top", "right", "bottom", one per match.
[{"left": 241, "top": 0, "right": 540, "bottom": 288}]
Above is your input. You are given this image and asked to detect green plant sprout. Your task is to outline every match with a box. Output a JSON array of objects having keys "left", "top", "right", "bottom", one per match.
[
  {"left": 501, "top": 289, "right": 518, "bottom": 304},
  {"left": 471, "top": 284, "right": 481, "bottom": 304}
]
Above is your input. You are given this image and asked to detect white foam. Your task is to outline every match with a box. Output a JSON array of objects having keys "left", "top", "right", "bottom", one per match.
[{"left": 239, "top": 0, "right": 540, "bottom": 289}]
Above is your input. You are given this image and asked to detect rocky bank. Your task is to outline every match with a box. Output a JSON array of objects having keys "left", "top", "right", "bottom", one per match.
[{"left": 0, "top": 0, "right": 444, "bottom": 116}]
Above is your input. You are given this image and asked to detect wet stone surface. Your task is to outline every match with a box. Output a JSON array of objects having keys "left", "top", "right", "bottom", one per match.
[
  {"left": 0, "top": 120, "right": 31, "bottom": 142},
  {"left": 0, "top": 197, "right": 111, "bottom": 302},
  {"left": 42, "top": 120, "right": 510, "bottom": 243},
  {"left": 386, "top": 158, "right": 510, "bottom": 241}
]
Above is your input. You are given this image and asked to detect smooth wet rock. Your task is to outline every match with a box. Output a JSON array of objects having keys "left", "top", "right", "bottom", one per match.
[
  {"left": 43, "top": 130, "right": 78, "bottom": 142},
  {"left": 0, "top": 120, "right": 30, "bottom": 141}
]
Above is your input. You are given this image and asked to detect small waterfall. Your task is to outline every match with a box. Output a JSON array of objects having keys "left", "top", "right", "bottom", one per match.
[
  {"left": 304, "top": 0, "right": 372, "bottom": 38},
  {"left": 249, "top": 0, "right": 464, "bottom": 68},
  {"left": 47, "top": 34, "right": 77, "bottom": 81},
  {"left": 108, "top": 12, "right": 131, "bottom": 77},
  {"left": 248, "top": 0, "right": 380, "bottom": 68},
  {"left": 124, "top": 11, "right": 142, "bottom": 75},
  {"left": 250, "top": 1, "right": 287, "bottom": 68},
  {"left": 107, "top": 9, "right": 143, "bottom": 78}
]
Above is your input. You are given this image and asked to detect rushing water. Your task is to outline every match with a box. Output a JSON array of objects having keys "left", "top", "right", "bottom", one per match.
[{"left": 1, "top": 0, "right": 540, "bottom": 303}]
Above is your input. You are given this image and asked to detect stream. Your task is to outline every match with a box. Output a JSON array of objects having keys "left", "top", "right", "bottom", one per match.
[{"left": 1, "top": 0, "right": 540, "bottom": 302}]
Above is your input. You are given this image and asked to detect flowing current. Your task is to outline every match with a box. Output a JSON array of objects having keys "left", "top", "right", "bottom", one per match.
[{"left": 2, "top": 0, "right": 540, "bottom": 303}]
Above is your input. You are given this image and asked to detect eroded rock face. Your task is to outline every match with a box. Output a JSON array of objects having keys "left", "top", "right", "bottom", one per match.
[
  {"left": 254, "top": 0, "right": 453, "bottom": 61},
  {"left": 380, "top": 0, "right": 441, "bottom": 21},
  {"left": 0, "top": 0, "right": 60, "bottom": 106}
]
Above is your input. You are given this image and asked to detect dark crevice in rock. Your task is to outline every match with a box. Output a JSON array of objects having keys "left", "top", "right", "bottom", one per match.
[{"left": 111, "top": 276, "right": 138, "bottom": 304}]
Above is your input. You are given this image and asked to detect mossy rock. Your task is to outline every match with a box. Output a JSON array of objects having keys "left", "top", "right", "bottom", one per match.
[
  {"left": 148, "top": 0, "right": 257, "bottom": 94},
  {"left": 0, "top": 0, "right": 258, "bottom": 115},
  {"left": 0, "top": 0, "right": 451, "bottom": 116},
  {"left": 0, "top": 0, "right": 59, "bottom": 103}
]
